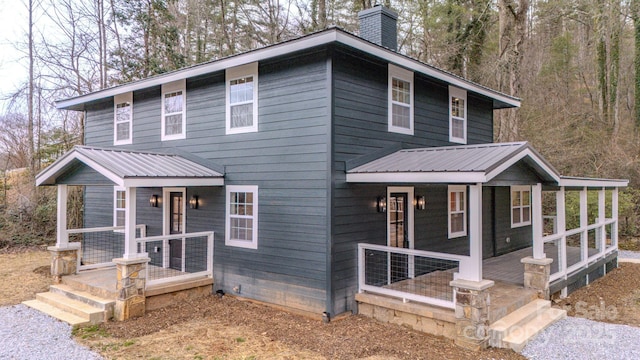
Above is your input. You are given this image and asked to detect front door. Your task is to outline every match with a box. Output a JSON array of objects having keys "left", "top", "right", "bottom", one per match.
[
  {"left": 387, "top": 187, "right": 414, "bottom": 283},
  {"left": 168, "top": 191, "right": 184, "bottom": 271}
]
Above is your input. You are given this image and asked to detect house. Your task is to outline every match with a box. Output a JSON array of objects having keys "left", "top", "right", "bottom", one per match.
[{"left": 28, "top": 5, "right": 627, "bottom": 351}]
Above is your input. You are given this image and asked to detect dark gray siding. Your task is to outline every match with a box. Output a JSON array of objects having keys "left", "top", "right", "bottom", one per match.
[
  {"left": 493, "top": 186, "right": 532, "bottom": 255},
  {"left": 82, "top": 49, "right": 331, "bottom": 313},
  {"left": 330, "top": 46, "right": 497, "bottom": 315},
  {"left": 57, "top": 163, "right": 115, "bottom": 185}
]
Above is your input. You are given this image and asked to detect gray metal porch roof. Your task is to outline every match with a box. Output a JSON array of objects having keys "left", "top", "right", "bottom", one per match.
[
  {"left": 36, "top": 146, "right": 224, "bottom": 187},
  {"left": 346, "top": 142, "right": 628, "bottom": 187}
]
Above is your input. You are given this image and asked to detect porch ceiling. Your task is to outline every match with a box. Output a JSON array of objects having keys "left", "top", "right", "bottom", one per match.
[
  {"left": 345, "top": 142, "right": 560, "bottom": 184},
  {"left": 36, "top": 146, "right": 225, "bottom": 187}
]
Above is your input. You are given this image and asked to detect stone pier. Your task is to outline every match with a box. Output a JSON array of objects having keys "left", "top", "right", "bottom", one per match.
[
  {"left": 48, "top": 243, "right": 81, "bottom": 283},
  {"left": 113, "top": 257, "right": 150, "bottom": 321},
  {"left": 450, "top": 279, "right": 494, "bottom": 350},
  {"left": 521, "top": 257, "right": 553, "bottom": 299}
]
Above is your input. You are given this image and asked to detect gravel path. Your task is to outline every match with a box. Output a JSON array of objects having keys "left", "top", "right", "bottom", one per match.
[
  {"left": 618, "top": 250, "right": 640, "bottom": 259},
  {"left": 0, "top": 305, "right": 103, "bottom": 360},
  {"left": 523, "top": 317, "right": 640, "bottom": 360}
]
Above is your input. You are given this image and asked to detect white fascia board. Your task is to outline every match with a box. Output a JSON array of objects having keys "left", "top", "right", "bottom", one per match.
[
  {"left": 485, "top": 148, "right": 561, "bottom": 183},
  {"left": 56, "top": 31, "right": 340, "bottom": 110},
  {"left": 558, "top": 177, "right": 628, "bottom": 188},
  {"left": 334, "top": 32, "right": 521, "bottom": 108},
  {"left": 35, "top": 152, "right": 123, "bottom": 187},
  {"left": 346, "top": 172, "right": 486, "bottom": 183},
  {"left": 58, "top": 29, "right": 519, "bottom": 110},
  {"left": 123, "top": 178, "right": 224, "bottom": 187}
]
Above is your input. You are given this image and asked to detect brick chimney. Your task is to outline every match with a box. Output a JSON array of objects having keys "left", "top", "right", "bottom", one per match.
[{"left": 357, "top": 5, "right": 398, "bottom": 51}]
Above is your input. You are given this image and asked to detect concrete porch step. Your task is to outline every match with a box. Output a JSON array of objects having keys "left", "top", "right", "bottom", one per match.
[
  {"left": 35, "top": 291, "right": 107, "bottom": 324},
  {"left": 49, "top": 284, "right": 115, "bottom": 320},
  {"left": 489, "top": 299, "right": 566, "bottom": 352},
  {"left": 22, "top": 300, "right": 90, "bottom": 326},
  {"left": 61, "top": 270, "right": 117, "bottom": 299}
]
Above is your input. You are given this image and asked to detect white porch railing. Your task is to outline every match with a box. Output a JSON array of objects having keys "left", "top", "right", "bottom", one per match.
[
  {"left": 137, "top": 231, "right": 214, "bottom": 287},
  {"left": 543, "top": 218, "right": 617, "bottom": 282},
  {"left": 358, "top": 243, "right": 469, "bottom": 309},
  {"left": 69, "top": 224, "right": 147, "bottom": 271}
]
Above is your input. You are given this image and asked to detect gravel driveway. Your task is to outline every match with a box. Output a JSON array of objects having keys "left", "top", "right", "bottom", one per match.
[{"left": 0, "top": 305, "right": 102, "bottom": 360}]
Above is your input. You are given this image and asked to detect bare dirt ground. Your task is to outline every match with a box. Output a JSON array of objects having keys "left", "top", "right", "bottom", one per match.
[
  {"left": 4, "top": 250, "right": 640, "bottom": 359},
  {"left": 0, "top": 247, "right": 50, "bottom": 306}
]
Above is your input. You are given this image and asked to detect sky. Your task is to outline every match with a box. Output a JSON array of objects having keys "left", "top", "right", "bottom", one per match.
[{"left": 0, "top": 0, "right": 31, "bottom": 112}]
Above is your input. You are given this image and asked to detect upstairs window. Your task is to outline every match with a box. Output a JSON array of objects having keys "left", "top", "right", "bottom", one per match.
[
  {"left": 114, "top": 92, "right": 132, "bottom": 145},
  {"left": 226, "top": 62, "right": 258, "bottom": 134},
  {"left": 388, "top": 64, "right": 414, "bottom": 135},
  {"left": 448, "top": 185, "right": 467, "bottom": 238},
  {"left": 225, "top": 185, "right": 258, "bottom": 249},
  {"left": 511, "top": 186, "right": 532, "bottom": 227},
  {"left": 114, "top": 187, "right": 126, "bottom": 228},
  {"left": 449, "top": 86, "right": 467, "bottom": 144},
  {"left": 162, "top": 79, "right": 186, "bottom": 140}
]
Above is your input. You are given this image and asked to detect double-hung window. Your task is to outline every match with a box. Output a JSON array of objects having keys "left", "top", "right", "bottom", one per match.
[
  {"left": 511, "top": 186, "right": 531, "bottom": 227},
  {"left": 114, "top": 187, "right": 126, "bottom": 229},
  {"left": 161, "top": 79, "right": 186, "bottom": 140},
  {"left": 449, "top": 86, "right": 467, "bottom": 144},
  {"left": 448, "top": 185, "right": 467, "bottom": 238},
  {"left": 226, "top": 62, "right": 258, "bottom": 134},
  {"left": 114, "top": 92, "right": 133, "bottom": 145},
  {"left": 388, "top": 64, "right": 414, "bottom": 135},
  {"left": 226, "top": 185, "right": 258, "bottom": 249}
]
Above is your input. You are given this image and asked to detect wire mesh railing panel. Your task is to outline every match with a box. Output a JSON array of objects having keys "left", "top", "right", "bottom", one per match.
[
  {"left": 544, "top": 239, "right": 561, "bottom": 277},
  {"left": 139, "top": 233, "right": 212, "bottom": 284},
  {"left": 71, "top": 231, "right": 124, "bottom": 267},
  {"left": 566, "top": 233, "right": 583, "bottom": 269},
  {"left": 362, "top": 247, "right": 459, "bottom": 304}
]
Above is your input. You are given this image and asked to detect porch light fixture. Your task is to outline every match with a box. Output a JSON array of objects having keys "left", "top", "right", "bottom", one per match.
[
  {"left": 376, "top": 196, "right": 387, "bottom": 213},
  {"left": 189, "top": 195, "right": 199, "bottom": 209},
  {"left": 415, "top": 195, "right": 426, "bottom": 210},
  {"left": 149, "top": 194, "right": 159, "bottom": 207}
]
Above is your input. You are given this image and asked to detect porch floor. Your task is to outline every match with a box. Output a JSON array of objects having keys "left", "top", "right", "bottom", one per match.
[{"left": 64, "top": 265, "right": 210, "bottom": 299}]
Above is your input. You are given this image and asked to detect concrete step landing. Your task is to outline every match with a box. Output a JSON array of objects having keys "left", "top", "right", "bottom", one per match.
[
  {"left": 22, "top": 284, "right": 115, "bottom": 326},
  {"left": 489, "top": 299, "right": 567, "bottom": 352}
]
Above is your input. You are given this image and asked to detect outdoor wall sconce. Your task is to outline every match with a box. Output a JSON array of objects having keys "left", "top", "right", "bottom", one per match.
[
  {"left": 149, "top": 194, "right": 159, "bottom": 207},
  {"left": 415, "top": 195, "right": 426, "bottom": 210},
  {"left": 189, "top": 195, "right": 199, "bottom": 209},
  {"left": 376, "top": 196, "right": 387, "bottom": 213}
]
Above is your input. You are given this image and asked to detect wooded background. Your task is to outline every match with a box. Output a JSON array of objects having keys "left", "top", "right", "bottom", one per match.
[{"left": 1, "top": 0, "right": 640, "bottom": 244}]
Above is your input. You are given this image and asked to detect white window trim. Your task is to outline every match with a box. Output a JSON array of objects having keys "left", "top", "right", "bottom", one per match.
[
  {"left": 161, "top": 79, "right": 186, "bottom": 141},
  {"left": 114, "top": 92, "right": 133, "bottom": 145},
  {"left": 388, "top": 63, "right": 414, "bottom": 135},
  {"left": 511, "top": 185, "right": 532, "bottom": 228},
  {"left": 113, "top": 186, "right": 126, "bottom": 231},
  {"left": 449, "top": 85, "right": 467, "bottom": 144},
  {"left": 225, "top": 185, "right": 259, "bottom": 249},
  {"left": 226, "top": 62, "right": 259, "bottom": 135},
  {"left": 448, "top": 185, "right": 467, "bottom": 239}
]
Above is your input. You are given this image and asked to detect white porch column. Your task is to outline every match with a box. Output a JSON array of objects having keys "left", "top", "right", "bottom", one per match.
[
  {"left": 56, "top": 184, "right": 69, "bottom": 247},
  {"left": 556, "top": 187, "right": 567, "bottom": 274},
  {"left": 459, "top": 183, "right": 483, "bottom": 282},
  {"left": 123, "top": 187, "right": 138, "bottom": 259},
  {"left": 612, "top": 187, "right": 619, "bottom": 249},
  {"left": 532, "top": 183, "right": 545, "bottom": 259},
  {"left": 598, "top": 188, "right": 606, "bottom": 254},
  {"left": 580, "top": 187, "right": 588, "bottom": 263}
]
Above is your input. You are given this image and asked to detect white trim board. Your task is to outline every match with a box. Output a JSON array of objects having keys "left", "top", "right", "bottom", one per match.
[{"left": 56, "top": 29, "right": 520, "bottom": 110}]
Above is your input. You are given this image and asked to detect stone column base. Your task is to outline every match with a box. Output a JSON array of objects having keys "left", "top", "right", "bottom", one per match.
[
  {"left": 521, "top": 257, "right": 553, "bottom": 300},
  {"left": 48, "top": 243, "right": 81, "bottom": 284},
  {"left": 113, "top": 257, "right": 150, "bottom": 321},
  {"left": 449, "top": 279, "right": 494, "bottom": 350}
]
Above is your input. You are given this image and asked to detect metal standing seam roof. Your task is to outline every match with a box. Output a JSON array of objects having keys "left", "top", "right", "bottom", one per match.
[
  {"left": 36, "top": 146, "right": 224, "bottom": 186},
  {"left": 347, "top": 142, "right": 541, "bottom": 174}
]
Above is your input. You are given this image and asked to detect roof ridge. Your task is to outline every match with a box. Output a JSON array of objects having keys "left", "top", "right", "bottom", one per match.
[
  {"left": 400, "top": 141, "right": 527, "bottom": 153},
  {"left": 74, "top": 145, "right": 177, "bottom": 157}
]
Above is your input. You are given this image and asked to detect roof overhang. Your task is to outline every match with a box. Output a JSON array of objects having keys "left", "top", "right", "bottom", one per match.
[
  {"left": 36, "top": 146, "right": 225, "bottom": 188},
  {"left": 346, "top": 142, "right": 560, "bottom": 184},
  {"left": 56, "top": 28, "right": 520, "bottom": 111},
  {"left": 558, "top": 176, "right": 628, "bottom": 188}
]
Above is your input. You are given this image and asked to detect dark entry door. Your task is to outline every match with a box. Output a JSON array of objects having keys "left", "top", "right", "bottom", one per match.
[
  {"left": 389, "top": 193, "right": 409, "bottom": 282},
  {"left": 169, "top": 192, "right": 183, "bottom": 271}
]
